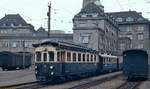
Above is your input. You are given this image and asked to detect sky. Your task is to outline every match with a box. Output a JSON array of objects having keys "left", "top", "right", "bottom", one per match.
[{"left": 0, "top": 0, "right": 150, "bottom": 33}]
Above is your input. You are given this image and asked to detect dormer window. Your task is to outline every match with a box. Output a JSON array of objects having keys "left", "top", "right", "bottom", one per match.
[
  {"left": 126, "top": 17, "right": 134, "bottom": 22},
  {"left": 137, "top": 18, "right": 144, "bottom": 21},
  {"left": 81, "top": 14, "right": 87, "bottom": 17},
  {"left": 116, "top": 17, "right": 123, "bottom": 22},
  {"left": 11, "top": 23, "right": 14, "bottom": 27},
  {"left": 87, "top": 14, "right": 92, "bottom": 17},
  {"left": 19, "top": 24, "right": 22, "bottom": 27},
  {"left": 3, "top": 24, "right": 6, "bottom": 26}
]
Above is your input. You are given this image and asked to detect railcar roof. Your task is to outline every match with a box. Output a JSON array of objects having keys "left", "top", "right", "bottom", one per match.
[
  {"left": 123, "top": 49, "right": 147, "bottom": 54},
  {"left": 100, "top": 54, "right": 118, "bottom": 58},
  {"left": 33, "top": 41, "right": 99, "bottom": 54}
]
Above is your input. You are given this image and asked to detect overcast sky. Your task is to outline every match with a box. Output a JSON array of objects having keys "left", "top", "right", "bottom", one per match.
[{"left": 0, "top": 0, "right": 150, "bottom": 33}]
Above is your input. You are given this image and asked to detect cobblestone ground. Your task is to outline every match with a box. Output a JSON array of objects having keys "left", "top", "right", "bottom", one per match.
[
  {"left": 41, "top": 72, "right": 122, "bottom": 89},
  {"left": 139, "top": 80, "right": 150, "bottom": 89},
  {"left": 87, "top": 76, "right": 125, "bottom": 89},
  {"left": 0, "top": 67, "right": 36, "bottom": 86}
]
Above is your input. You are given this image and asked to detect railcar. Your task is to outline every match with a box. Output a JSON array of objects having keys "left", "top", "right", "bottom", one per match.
[
  {"left": 33, "top": 41, "right": 122, "bottom": 82},
  {"left": 99, "top": 54, "right": 121, "bottom": 73},
  {"left": 123, "top": 49, "right": 149, "bottom": 79},
  {"left": 34, "top": 41, "right": 99, "bottom": 81},
  {"left": 0, "top": 51, "right": 32, "bottom": 70}
]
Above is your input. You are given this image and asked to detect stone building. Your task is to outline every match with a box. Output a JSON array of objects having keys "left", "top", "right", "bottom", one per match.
[
  {"left": 110, "top": 11, "right": 150, "bottom": 53},
  {"left": 73, "top": 2, "right": 119, "bottom": 54},
  {"left": 118, "top": 37, "right": 131, "bottom": 54},
  {"left": 0, "top": 14, "right": 73, "bottom": 53}
]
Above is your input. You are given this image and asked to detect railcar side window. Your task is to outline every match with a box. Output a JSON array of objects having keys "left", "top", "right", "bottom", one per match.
[
  {"left": 91, "top": 55, "right": 93, "bottom": 62},
  {"left": 78, "top": 53, "right": 81, "bottom": 61},
  {"left": 83, "top": 54, "right": 85, "bottom": 61},
  {"left": 87, "top": 54, "right": 89, "bottom": 62},
  {"left": 61, "top": 51, "right": 66, "bottom": 62},
  {"left": 48, "top": 51, "right": 54, "bottom": 61},
  {"left": 67, "top": 52, "right": 71, "bottom": 61},
  {"left": 36, "top": 52, "right": 41, "bottom": 62},
  {"left": 94, "top": 55, "right": 96, "bottom": 61},
  {"left": 57, "top": 52, "right": 60, "bottom": 61},
  {"left": 43, "top": 53, "right": 47, "bottom": 62},
  {"left": 73, "top": 53, "right": 76, "bottom": 61}
]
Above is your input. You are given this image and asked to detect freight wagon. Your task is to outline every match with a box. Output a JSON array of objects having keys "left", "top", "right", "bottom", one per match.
[
  {"left": 0, "top": 51, "right": 32, "bottom": 70},
  {"left": 123, "top": 49, "right": 149, "bottom": 80}
]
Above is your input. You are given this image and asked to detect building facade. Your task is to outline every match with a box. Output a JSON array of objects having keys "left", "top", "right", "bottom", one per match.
[
  {"left": 0, "top": 14, "right": 73, "bottom": 53},
  {"left": 110, "top": 11, "right": 150, "bottom": 54},
  {"left": 73, "top": 2, "right": 119, "bottom": 54}
]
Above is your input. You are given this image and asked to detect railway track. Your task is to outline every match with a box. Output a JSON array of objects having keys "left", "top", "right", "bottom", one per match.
[
  {"left": 0, "top": 72, "right": 122, "bottom": 89},
  {"left": 68, "top": 73, "right": 122, "bottom": 89},
  {"left": 116, "top": 81, "right": 142, "bottom": 89},
  {"left": 0, "top": 81, "right": 42, "bottom": 89}
]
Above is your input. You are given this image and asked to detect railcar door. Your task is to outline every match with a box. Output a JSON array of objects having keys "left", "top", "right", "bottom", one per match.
[
  {"left": 60, "top": 51, "right": 66, "bottom": 74},
  {"left": 97, "top": 56, "right": 103, "bottom": 73}
]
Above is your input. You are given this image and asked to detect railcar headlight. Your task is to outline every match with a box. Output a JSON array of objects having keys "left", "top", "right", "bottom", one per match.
[
  {"left": 35, "top": 66, "right": 37, "bottom": 69},
  {"left": 50, "top": 66, "right": 54, "bottom": 69},
  {"left": 35, "top": 71, "right": 38, "bottom": 74},
  {"left": 51, "top": 72, "right": 54, "bottom": 75}
]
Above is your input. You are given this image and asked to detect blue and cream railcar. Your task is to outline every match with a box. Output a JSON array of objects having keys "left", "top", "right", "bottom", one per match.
[
  {"left": 99, "top": 54, "right": 120, "bottom": 73},
  {"left": 33, "top": 41, "right": 99, "bottom": 81}
]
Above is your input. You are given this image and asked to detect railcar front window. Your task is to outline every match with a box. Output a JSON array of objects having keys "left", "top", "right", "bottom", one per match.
[
  {"left": 57, "top": 52, "right": 60, "bottom": 61},
  {"left": 43, "top": 53, "right": 47, "bottom": 62},
  {"left": 36, "top": 52, "right": 41, "bottom": 62},
  {"left": 49, "top": 51, "right": 54, "bottom": 61}
]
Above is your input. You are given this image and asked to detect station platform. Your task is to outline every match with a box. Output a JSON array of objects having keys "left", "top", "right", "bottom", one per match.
[{"left": 0, "top": 67, "right": 36, "bottom": 87}]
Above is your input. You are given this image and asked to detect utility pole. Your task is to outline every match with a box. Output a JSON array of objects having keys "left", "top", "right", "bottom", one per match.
[{"left": 47, "top": 1, "right": 51, "bottom": 38}]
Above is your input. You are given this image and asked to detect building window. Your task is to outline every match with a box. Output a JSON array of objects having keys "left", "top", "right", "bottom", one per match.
[
  {"left": 81, "top": 14, "right": 87, "bottom": 17},
  {"left": 137, "top": 34, "right": 144, "bottom": 40},
  {"left": 12, "top": 42, "right": 17, "bottom": 47},
  {"left": 126, "top": 26, "right": 132, "bottom": 32},
  {"left": 127, "top": 34, "right": 133, "bottom": 40},
  {"left": 137, "top": 26, "right": 144, "bottom": 31},
  {"left": 126, "top": 17, "right": 134, "bottom": 22},
  {"left": 81, "top": 33, "right": 90, "bottom": 44},
  {"left": 115, "top": 17, "right": 123, "bottom": 22},
  {"left": 137, "top": 44, "right": 144, "bottom": 49},
  {"left": 120, "top": 43, "right": 125, "bottom": 50},
  {"left": 79, "top": 23, "right": 86, "bottom": 27}
]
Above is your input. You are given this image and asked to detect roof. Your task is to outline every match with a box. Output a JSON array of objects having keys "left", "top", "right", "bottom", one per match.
[
  {"left": 33, "top": 41, "right": 99, "bottom": 54},
  {"left": 37, "top": 27, "right": 46, "bottom": 32},
  {"left": 0, "top": 14, "right": 27, "bottom": 26},
  {"left": 0, "top": 14, "right": 35, "bottom": 31},
  {"left": 0, "top": 34, "right": 73, "bottom": 39},
  {"left": 123, "top": 49, "right": 147, "bottom": 54},
  {"left": 109, "top": 11, "right": 149, "bottom": 24}
]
